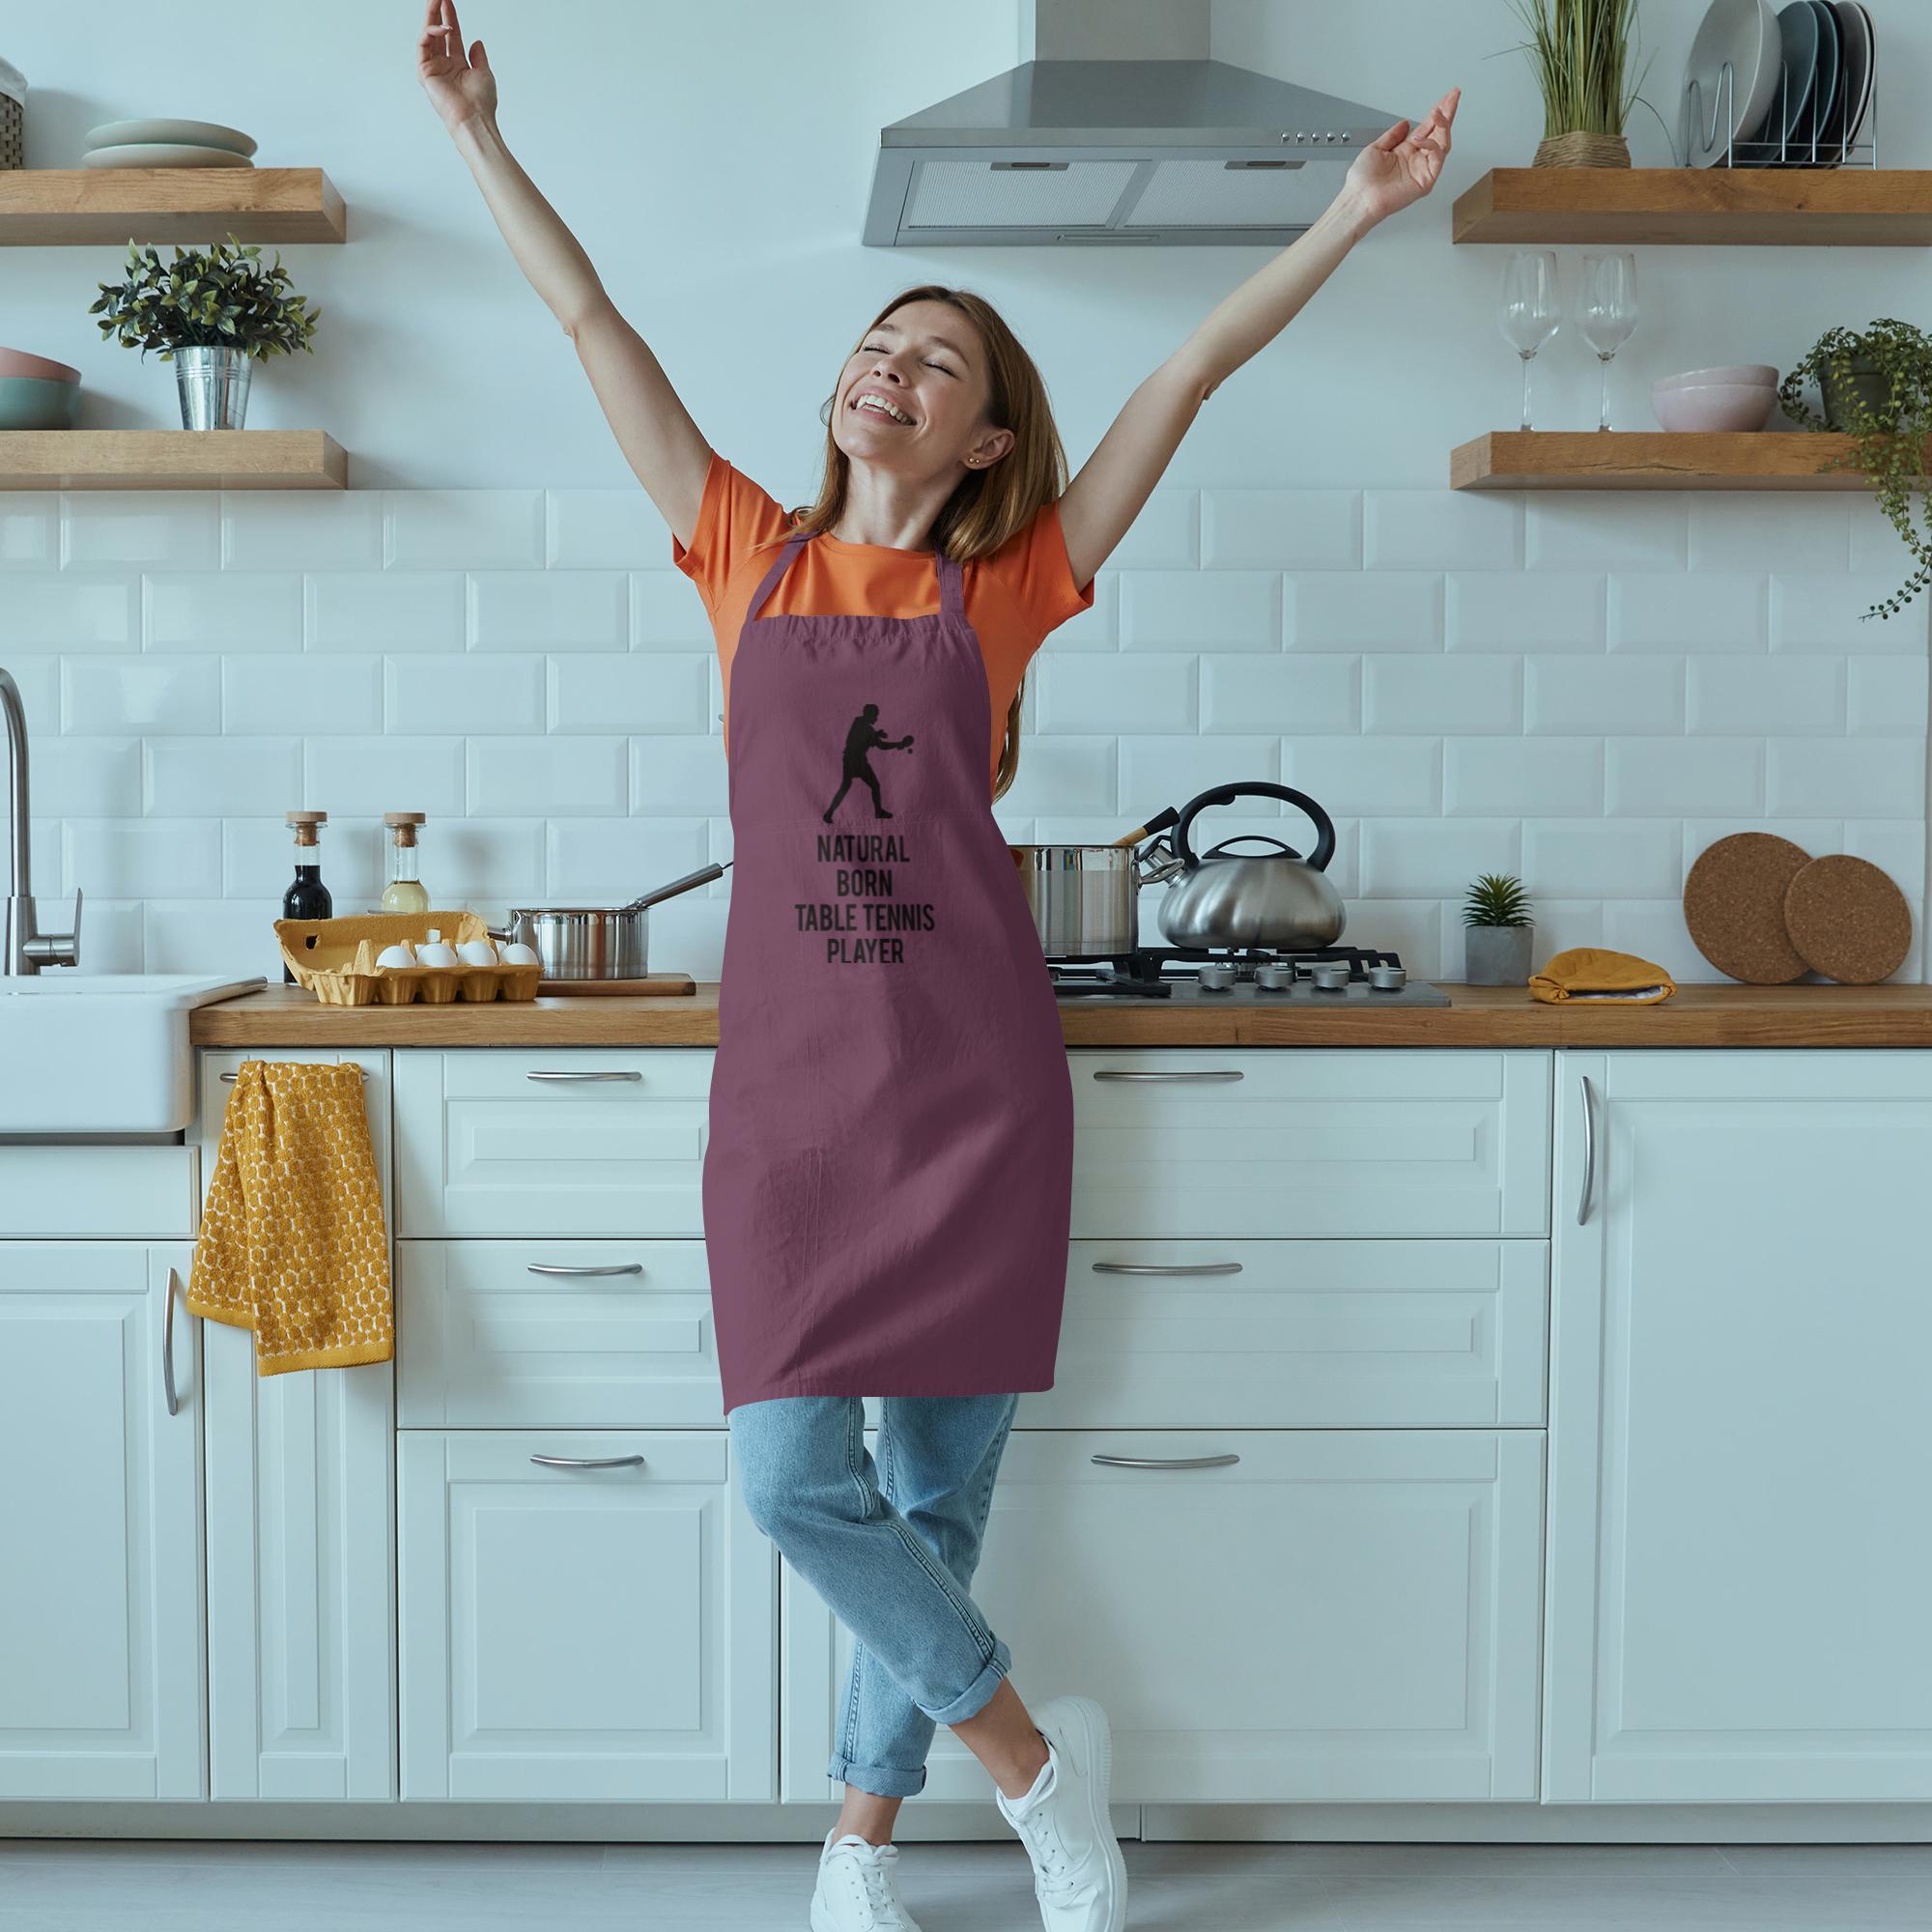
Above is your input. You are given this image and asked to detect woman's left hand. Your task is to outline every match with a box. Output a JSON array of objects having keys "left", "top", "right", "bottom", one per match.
[{"left": 1343, "top": 86, "right": 1461, "bottom": 228}]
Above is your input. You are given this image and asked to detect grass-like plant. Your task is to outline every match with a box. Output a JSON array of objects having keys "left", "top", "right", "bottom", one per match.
[
  {"left": 1506, "top": 0, "right": 1649, "bottom": 137},
  {"left": 89, "top": 233, "right": 320, "bottom": 362},
  {"left": 1463, "top": 873, "right": 1535, "bottom": 927}
]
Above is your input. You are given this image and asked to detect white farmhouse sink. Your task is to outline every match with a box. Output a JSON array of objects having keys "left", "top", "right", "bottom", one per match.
[{"left": 0, "top": 973, "right": 266, "bottom": 1134}]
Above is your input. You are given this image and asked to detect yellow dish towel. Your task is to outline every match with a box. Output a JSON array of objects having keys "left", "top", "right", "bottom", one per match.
[
  {"left": 187, "top": 1059, "right": 393, "bottom": 1376},
  {"left": 1528, "top": 946, "right": 1677, "bottom": 1005}
]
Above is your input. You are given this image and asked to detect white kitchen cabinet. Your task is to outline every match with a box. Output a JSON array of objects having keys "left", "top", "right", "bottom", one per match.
[
  {"left": 1547, "top": 1049, "right": 1932, "bottom": 1804},
  {"left": 393, "top": 1048, "right": 712, "bottom": 1237},
  {"left": 0, "top": 1244, "right": 204, "bottom": 1799},
  {"left": 0, "top": 1144, "right": 200, "bottom": 1239},
  {"left": 397, "top": 1430, "right": 774, "bottom": 1803},
  {"left": 783, "top": 1427, "right": 1544, "bottom": 1805},
  {"left": 1067, "top": 1048, "right": 1550, "bottom": 1238}
]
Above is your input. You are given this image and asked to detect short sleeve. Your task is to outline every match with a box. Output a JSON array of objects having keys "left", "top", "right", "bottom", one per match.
[
  {"left": 983, "top": 495, "right": 1096, "bottom": 646},
  {"left": 669, "top": 449, "right": 791, "bottom": 617}
]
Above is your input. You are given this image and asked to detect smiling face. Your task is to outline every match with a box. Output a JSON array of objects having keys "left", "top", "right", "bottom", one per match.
[{"left": 834, "top": 298, "right": 1013, "bottom": 480}]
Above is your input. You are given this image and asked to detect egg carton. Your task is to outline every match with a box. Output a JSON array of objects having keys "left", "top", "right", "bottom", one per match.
[{"left": 274, "top": 909, "right": 543, "bottom": 1007}]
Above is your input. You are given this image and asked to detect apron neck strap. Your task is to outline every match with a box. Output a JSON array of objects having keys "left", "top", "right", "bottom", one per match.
[
  {"left": 744, "top": 528, "right": 811, "bottom": 625},
  {"left": 742, "top": 526, "right": 965, "bottom": 624},
  {"left": 933, "top": 544, "right": 964, "bottom": 620}
]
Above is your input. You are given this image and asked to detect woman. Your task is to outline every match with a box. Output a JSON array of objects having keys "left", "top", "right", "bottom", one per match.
[{"left": 418, "top": 9, "right": 1456, "bottom": 1927}]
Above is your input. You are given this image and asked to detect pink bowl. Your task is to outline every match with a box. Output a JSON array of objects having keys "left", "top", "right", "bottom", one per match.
[
  {"left": 1654, "top": 364, "right": 1778, "bottom": 393},
  {"left": 1651, "top": 382, "right": 1777, "bottom": 433},
  {"left": 0, "top": 345, "right": 81, "bottom": 384}
]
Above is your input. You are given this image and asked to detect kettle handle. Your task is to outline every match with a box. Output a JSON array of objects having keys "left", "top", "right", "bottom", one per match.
[{"left": 1172, "top": 781, "right": 1336, "bottom": 872}]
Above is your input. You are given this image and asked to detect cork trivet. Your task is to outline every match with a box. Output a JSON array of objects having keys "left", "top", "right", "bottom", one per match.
[
  {"left": 1682, "top": 833, "right": 1814, "bottom": 983},
  {"left": 1781, "top": 855, "right": 1913, "bottom": 985}
]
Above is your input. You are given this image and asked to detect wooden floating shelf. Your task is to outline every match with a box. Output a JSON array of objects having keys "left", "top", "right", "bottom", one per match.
[
  {"left": 1450, "top": 431, "right": 1931, "bottom": 492},
  {"left": 1452, "top": 167, "right": 1932, "bottom": 246},
  {"left": 0, "top": 431, "right": 347, "bottom": 490},
  {"left": 0, "top": 168, "right": 344, "bottom": 245}
]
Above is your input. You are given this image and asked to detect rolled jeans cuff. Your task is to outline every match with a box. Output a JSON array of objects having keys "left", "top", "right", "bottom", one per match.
[
  {"left": 920, "top": 1633, "right": 1012, "bottom": 1727},
  {"left": 826, "top": 1751, "right": 927, "bottom": 1799}
]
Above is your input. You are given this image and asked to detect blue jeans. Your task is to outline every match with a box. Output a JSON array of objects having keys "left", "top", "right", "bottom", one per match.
[{"left": 728, "top": 1391, "right": 1021, "bottom": 1799}]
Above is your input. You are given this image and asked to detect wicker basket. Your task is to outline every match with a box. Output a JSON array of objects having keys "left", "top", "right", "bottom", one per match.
[
  {"left": 1532, "top": 131, "right": 1631, "bottom": 168},
  {"left": 0, "top": 63, "right": 23, "bottom": 172},
  {"left": 275, "top": 909, "right": 542, "bottom": 1007}
]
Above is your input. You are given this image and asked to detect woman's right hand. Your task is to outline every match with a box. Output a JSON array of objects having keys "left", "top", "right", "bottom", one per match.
[{"left": 417, "top": 0, "right": 497, "bottom": 133}]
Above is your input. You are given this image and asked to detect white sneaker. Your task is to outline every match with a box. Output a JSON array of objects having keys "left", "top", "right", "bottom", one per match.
[
  {"left": 810, "top": 1827, "right": 923, "bottom": 1932},
  {"left": 994, "top": 1693, "right": 1128, "bottom": 1932}
]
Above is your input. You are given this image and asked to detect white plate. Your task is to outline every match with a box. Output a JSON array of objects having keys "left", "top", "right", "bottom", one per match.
[
  {"left": 83, "top": 116, "right": 257, "bottom": 157},
  {"left": 80, "top": 143, "right": 255, "bottom": 170},
  {"left": 1682, "top": 0, "right": 1782, "bottom": 165}
]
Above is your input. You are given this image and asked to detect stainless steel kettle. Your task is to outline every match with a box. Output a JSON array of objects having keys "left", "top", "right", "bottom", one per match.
[{"left": 1142, "top": 781, "right": 1345, "bottom": 951}]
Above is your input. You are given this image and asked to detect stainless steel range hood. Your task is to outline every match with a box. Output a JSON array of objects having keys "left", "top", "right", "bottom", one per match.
[{"left": 864, "top": 0, "right": 1398, "bottom": 247}]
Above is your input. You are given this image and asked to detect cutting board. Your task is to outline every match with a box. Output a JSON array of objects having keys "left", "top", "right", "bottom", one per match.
[{"left": 535, "top": 973, "right": 696, "bottom": 997}]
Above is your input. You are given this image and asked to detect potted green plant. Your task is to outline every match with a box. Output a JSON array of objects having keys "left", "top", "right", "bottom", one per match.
[
  {"left": 1778, "top": 320, "right": 1932, "bottom": 621},
  {"left": 88, "top": 232, "right": 320, "bottom": 431},
  {"left": 1506, "top": 0, "right": 1649, "bottom": 167},
  {"left": 1463, "top": 872, "right": 1536, "bottom": 985}
]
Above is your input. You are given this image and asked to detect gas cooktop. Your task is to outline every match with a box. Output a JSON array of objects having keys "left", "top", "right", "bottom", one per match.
[{"left": 1044, "top": 944, "right": 1449, "bottom": 1006}]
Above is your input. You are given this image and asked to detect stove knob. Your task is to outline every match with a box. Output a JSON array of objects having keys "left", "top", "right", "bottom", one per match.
[
  {"left": 1196, "top": 960, "right": 1236, "bottom": 991},
  {"left": 1367, "top": 963, "right": 1407, "bottom": 990},
  {"left": 1310, "top": 961, "right": 1350, "bottom": 991},
  {"left": 1255, "top": 960, "right": 1295, "bottom": 991}
]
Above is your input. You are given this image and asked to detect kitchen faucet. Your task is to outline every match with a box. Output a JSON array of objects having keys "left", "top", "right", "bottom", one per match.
[{"left": 1, "top": 667, "right": 82, "bottom": 974}]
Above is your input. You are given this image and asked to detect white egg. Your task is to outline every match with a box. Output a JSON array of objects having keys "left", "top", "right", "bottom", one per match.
[
  {"left": 375, "top": 943, "right": 417, "bottom": 970},
  {"left": 498, "top": 940, "right": 541, "bottom": 967},
  {"left": 417, "top": 944, "right": 460, "bottom": 969},
  {"left": 457, "top": 939, "right": 500, "bottom": 967}
]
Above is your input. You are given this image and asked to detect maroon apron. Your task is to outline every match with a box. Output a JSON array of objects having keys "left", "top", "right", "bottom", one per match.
[{"left": 701, "top": 527, "right": 1074, "bottom": 1412}]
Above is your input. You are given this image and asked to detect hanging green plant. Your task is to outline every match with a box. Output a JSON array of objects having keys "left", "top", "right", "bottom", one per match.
[
  {"left": 88, "top": 232, "right": 321, "bottom": 362},
  {"left": 1777, "top": 319, "right": 1932, "bottom": 620}
]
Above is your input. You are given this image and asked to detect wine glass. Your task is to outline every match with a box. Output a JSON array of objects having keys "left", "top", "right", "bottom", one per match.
[
  {"left": 1498, "top": 252, "right": 1560, "bottom": 431},
  {"left": 1579, "top": 252, "right": 1638, "bottom": 432}
]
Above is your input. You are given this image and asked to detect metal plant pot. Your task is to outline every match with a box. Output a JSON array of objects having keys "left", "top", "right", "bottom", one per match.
[
  {"left": 1464, "top": 923, "right": 1535, "bottom": 986},
  {"left": 175, "top": 345, "right": 253, "bottom": 430}
]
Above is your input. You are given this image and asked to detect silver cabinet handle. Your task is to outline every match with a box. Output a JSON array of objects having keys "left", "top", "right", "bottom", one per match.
[
  {"left": 526, "top": 1069, "right": 642, "bottom": 1083},
  {"left": 1090, "top": 1452, "right": 1241, "bottom": 1469},
  {"left": 1577, "top": 1071, "right": 1597, "bottom": 1226},
  {"left": 1091, "top": 1068, "right": 1243, "bottom": 1083},
  {"left": 1091, "top": 1260, "right": 1243, "bottom": 1276},
  {"left": 529, "top": 1453, "right": 646, "bottom": 1470},
  {"left": 162, "top": 1266, "right": 182, "bottom": 1417},
  {"left": 222, "top": 1065, "right": 365, "bottom": 1082},
  {"left": 526, "top": 1262, "right": 643, "bottom": 1278}
]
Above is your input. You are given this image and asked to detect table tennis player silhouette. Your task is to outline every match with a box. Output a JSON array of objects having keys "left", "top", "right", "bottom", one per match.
[{"left": 822, "top": 702, "right": 915, "bottom": 822}]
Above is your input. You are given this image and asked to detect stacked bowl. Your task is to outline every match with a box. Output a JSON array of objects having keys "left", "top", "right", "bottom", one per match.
[
  {"left": 79, "top": 116, "right": 257, "bottom": 170},
  {"left": 1651, "top": 364, "right": 1781, "bottom": 432},
  {"left": 0, "top": 345, "right": 80, "bottom": 429}
]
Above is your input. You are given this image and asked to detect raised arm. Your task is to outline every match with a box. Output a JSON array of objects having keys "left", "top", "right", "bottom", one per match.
[
  {"left": 1055, "top": 88, "right": 1461, "bottom": 594},
  {"left": 417, "top": 0, "right": 712, "bottom": 546}
]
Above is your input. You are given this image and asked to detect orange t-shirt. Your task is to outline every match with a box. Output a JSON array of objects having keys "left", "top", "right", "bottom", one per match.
[{"left": 670, "top": 449, "right": 1095, "bottom": 794}]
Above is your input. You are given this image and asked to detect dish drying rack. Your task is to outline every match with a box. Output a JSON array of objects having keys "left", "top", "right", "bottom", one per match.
[{"left": 1684, "top": 49, "right": 1877, "bottom": 169}]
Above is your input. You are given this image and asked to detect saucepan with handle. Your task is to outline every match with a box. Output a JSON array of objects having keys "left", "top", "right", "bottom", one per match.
[
  {"left": 490, "top": 861, "right": 729, "bottom": 980},
  {"left": 1006, "top": 806, "right": 1181, "bottom": 959}
]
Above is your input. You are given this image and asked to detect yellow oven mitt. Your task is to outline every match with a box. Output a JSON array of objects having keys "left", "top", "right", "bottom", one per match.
[
  {"left": 1528, "top": 946, "right": 1676, "bottom": 1005},
  {"left": 187, "top": 1059, "right": 393, "bottom": 1375}
]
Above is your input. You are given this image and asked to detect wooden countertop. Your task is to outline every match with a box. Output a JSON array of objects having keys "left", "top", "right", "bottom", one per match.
[{"left": 189, "top": 980, "right": 1932, "bottom": 1048}]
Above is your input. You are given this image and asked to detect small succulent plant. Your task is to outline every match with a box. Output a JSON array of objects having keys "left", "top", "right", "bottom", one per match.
[
  {"left": 89, "top": 233, "right": 321, "bottom": 362},
  {"left": 1463, "top": 872, "right": 1534, "bottom": 927}
]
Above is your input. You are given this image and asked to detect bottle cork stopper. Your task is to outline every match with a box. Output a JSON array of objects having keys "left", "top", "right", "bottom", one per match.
[
  {"left": 384, "top": 810, "right": 426, "bottom": 845},
  {"left": 287, "top": 809, "right": 327, "bottom": 847}
]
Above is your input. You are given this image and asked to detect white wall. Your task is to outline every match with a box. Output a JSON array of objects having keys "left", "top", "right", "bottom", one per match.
[{"left": 1, "top": 0, "right": 1926, "bottom": 981}]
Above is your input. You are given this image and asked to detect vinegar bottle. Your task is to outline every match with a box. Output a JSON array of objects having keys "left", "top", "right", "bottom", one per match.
[
  {"left": 381, "top": 811, "right": 431, "bottom": 915},
  {"left": 282, "top": 810, "right": 332, "bottom": 986}
]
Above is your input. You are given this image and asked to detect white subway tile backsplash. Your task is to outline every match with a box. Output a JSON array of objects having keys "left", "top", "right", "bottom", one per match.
[
  {"left": 145, "top": 898, "right": 282, "bottom": 978},
  {"left": 547, "top": 490, "right": 665, "bottom": 569},
  {"left": 28, "top": 738, "right": 142, "bottom": 818},
  {"left": 1361, "top": 819, "right": 1520, "bottom": 900},
  {"left": 1523, "top": 818, "right": 1682, "bottom": 897},
  {"left": 1843, "top": 819, "right": 1927, "bottom": 896},
  {"left": 0, "top": 496, "right": 57, "bottom": 568},
  {"left": 1366, "top": 491, "right": 1521, "bottom": 571},
  {"left": 1849, "top": 503, "right": 1916, "bottom": 575},
  {"left": 1681, "top": 818, "right": 1841, "bottom": 874},
  {"left": 225, "top": 656, "right": 384, "bottom": 736},
  {"left": 1341, "top": 898, "right": 1445, "bottom": 979},
  {"left": 1288, "top": 573, "right": 1441, "bottom": 651},
  {"left": 1599, "top": 899, "right": 1707, "bottom": 982},
  {"left": 990, "top": 737, "right": 1118, "bottom": 817},
  {"left": 63, "top": 655, "right": 220, "bottom": 734},
  {"left": 224, "top": 816, "right": 382, "bottom": 902},
  {"left": 1526, "top": 495, "right": 1688, "bottom": 572},
  {"left": 0, "top": 575, "right": 139, "bottom": 652},
  {"left": 1526, "top": 655, "right": 1684, "bottom": 735},
  {"left": 1200, "top": 655, "right": 1357, "bottom": 734},
  {"left": 1119, "top": 736, "right": 1279, "bottom": 815},
  {"left": 436, "top": 818, "right": 549, "bottom": 902},
  {"left": 1847, "top": 657, "right": 1930, "bottom": 735},
  {"left": 630, "top": 737, "right": 728, "bottom": 816},
  {"left": 65, "top": 493, "right": 218, "bottom": 570},
  {"left": 631, "top": 570, "right": 717, "bottom": 649},
  {"left": 1119, "top": 570, "right": 1279, "bottom": 651},
  {"left": 1036, "top": 654, "right": 1195, "bottom": 734},
  {"left": 472, "top": 737, "right": 630, "bottom": 816},
  {"left": 1689, "top": 497, "right": 1850, "bottom": 574},
  {"left": 1201, "top": 490, "right": 1360, "bottom": 571},
  {"left": 1447, "top": 573, "right": 1605, "bottom": 653},
  {"left": 1366, "top": 654, "right": 1520, "bottom": 734},
  {"left": 1771, "top": 578, "right": 1932, "bottom": 651},
  {"left": 469, "top": 571, "right": 629, "bottom": 652},
  {"left": 385, "top": 490, "right": 544, "bottom": 569},
  {"left": 549, "top": 655, "right": 709, "bottom": 734},
  {"left": 223, "top": 492, "right": 384, "bottom": 571},
  {"left": 146, "top": 738, "right": 301, "bottom": 816},
  {"left": 1766, "top": 738, "right": 1924, "bottom": 818},
  {"left": 1606, "top": 737, "right": 1760, "bottom": 815},
  {"left": 0, "top": 656, "right": 57, "bottom": 731},
  {"left": 1101, "top": 488, "right": 1196, "bottom": 569},
  {"left": 307, "top": 573, "right": 465, "bottom": 652},
  {"left": 1444, "top": 737, "right": 1603, "bottom": 816},
  {"left": 387, "top": 654, "right": 546, "bottom": 734},
  {"left": 1282, "top": 736, "right": 1441, "bottom": 816},
  {"left": 146, "top": 572, "right": 304, "bottom": 652},
  {"left": 303, "top": 737, "right": 466, "bottom": 817},
  {"left": 547, "top": 817, "right": 709, "bottom": 899},
  {"left": 1608, "top": 573, "right": 1768, "bottom": 653},
  {"left": 1687, "top": 656, "right": 1844, "bottom": 734},
  {"left": 63, "top": 819, "right": 220, "bottom": 899}
]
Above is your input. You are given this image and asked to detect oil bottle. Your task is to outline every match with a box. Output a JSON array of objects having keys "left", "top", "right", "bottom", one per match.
[
  {"left": 282, "top": 810, "right": 332, "bottom": 985},
  {"left": 381, "top": 811, "right": 431, "bottom": 915}
]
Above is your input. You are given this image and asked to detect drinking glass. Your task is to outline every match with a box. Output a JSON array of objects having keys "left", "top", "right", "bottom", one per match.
[
  {"left": 1579, "top": 251, "right": 1638, "bottom": 431},
  {"left": 1498, "top": 252, "right": 1560, "bottom": 431}
]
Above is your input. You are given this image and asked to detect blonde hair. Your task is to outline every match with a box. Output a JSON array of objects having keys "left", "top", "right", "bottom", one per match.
[{"left": 782, "top": 285, "right": 1072, "bottom": 801}]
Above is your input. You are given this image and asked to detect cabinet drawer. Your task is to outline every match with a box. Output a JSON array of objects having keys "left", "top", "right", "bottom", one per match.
[
  {"left": 394, "top": 1049, "right": 712, "bottom": 1237},
  {"left": 397, "top": 1239, "right": 722, "bottom": 1429},
  {"left": 1068, "top": 1047, "right": 1550, "bottom": 1238},
  {"left": 0, "top": 1145, "right": 200, "bottom": 1238},
  {"left": 1009, "top": 1238, "right": 1548, "bottom": 1429}
]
